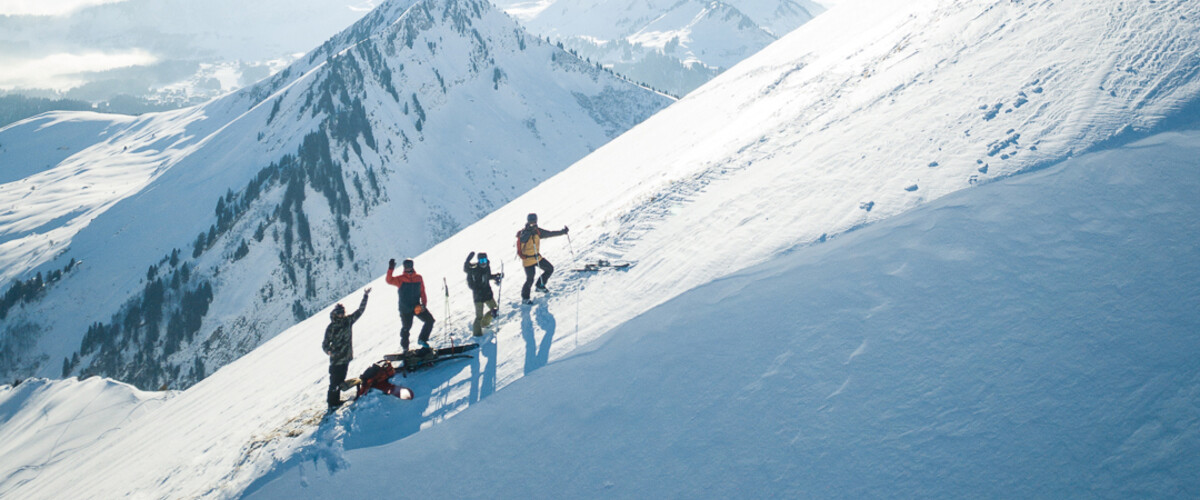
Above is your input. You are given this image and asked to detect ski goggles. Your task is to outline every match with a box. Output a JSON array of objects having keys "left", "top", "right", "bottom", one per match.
[{"left": 478, "top": 257, "right": 488, "bottom": 264}]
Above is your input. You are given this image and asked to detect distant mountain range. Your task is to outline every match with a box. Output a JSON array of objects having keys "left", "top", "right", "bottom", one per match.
[
  {"left": 0, "top": 0, "right": 375, "bottom": 106},
  {"left": 494, "top": 0, "right": 825, "bottom": 96}
]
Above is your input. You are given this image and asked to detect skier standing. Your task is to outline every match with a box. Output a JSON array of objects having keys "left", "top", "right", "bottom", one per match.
[
  {"left": 464, "top": 251, "right": 503, "bottom": 336},
  {"left": 322, "top": 288, "right": 371, "bottom": 409},
  {"left": 386, "top": 258, "right": 434, "bottom": 353},
  {"left": 516, "top": 213, "right": 568, "bottom": 304}
]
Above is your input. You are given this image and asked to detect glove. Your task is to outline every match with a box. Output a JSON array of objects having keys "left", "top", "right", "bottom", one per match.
[
  {"left": 563, "top": 226, "right": 569, "bottom": 234},
  {"left": 388, "top": 258, "right": 396, "bottom": 269},
  {"left": 467, "top": 251, "right": 475, "bottom": 261}
]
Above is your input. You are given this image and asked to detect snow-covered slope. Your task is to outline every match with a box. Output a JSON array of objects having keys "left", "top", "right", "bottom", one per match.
[
  {"left": 2, "top": 0, "right": 1198, "bottom": 497},
  {"left": 0, "top": 0, "right": 670, "bottom": 389},
  {"left": 494, "top": 0, "right": 824, "bottom": 96},
  {"left": 0, "top": 377, "right": 170, "bottom": 492},
  {"left": 247, "top": 127, "right": 1200, "bottom": 499}
]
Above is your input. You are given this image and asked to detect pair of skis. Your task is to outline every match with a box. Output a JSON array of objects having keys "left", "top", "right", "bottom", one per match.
[{"left": 382, "top": 343, "right": 481, "bottom": 373}]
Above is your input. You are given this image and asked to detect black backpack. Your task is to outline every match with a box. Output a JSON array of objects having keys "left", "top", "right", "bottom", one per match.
[{"left": 465, "top": 264, "right": 489, "bottom": 291}]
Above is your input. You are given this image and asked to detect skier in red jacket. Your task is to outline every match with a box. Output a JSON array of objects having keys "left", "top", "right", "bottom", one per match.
[
  {"left": 353, "top": 360, "right": 413, "bottom": 400},
  {"left": 386, "top": 258, "right": 433, "bottom": 353}
]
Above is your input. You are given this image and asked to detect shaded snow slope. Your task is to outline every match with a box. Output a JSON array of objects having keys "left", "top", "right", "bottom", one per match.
[
  {"left": 249, "top": 129, "right": 1200, "bottom": 499},
  {"left": 0, "top": 0, "right": 669, "bottom": 388},
  {"left": 0, "top": 112, "right": 136, "bottom": 185},
  {"left": 0, "top": 377, "right": 170, "bottom": 493}
]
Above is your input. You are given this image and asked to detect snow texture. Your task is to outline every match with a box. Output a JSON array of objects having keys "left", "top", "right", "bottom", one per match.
[
  {"left": 247, "top": 127, "right": 1200, "bottom": 500},
  {"left": 1, "top": 0, "right": 1199, "bottom": 497}
]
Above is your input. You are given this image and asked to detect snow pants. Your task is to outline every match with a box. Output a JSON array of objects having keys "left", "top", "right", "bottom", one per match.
[
  {"left": 399, "top": 307, "right": 435, "bottom": 350},
  {"left": 327, "top": 362, "right": 349, "bottom": 407},
  {"left": 472, "top": 299, "right": 498, "bottom": 336},
  {"left": 521, "top": 258, "right": 553, "bottom": 300}
]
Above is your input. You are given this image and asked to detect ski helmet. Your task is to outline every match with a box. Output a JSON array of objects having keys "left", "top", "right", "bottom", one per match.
[
  {"left": 331, "top": 304, "right": 345, "bottom": 319},
  {"left": 477, "top": 252, "right": 489, "bottom": 265},
  {"left": 527, "top": 213, "right": 538, "bottom": 224},
  {"left": 402, "top": 258, "right": 414, "bottom": 269}
]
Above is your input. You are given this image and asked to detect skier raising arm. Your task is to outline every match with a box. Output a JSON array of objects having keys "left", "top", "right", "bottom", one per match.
[
  {"left": 322, "top": 288, "right": 371, "bottom": 409},
  {"left": 386, "top": 258, "right": 434, "bottom": 353},
  {"left": 516, "top": 213, "right": 567, "bottom": 304},
  {"left": 464, "top": 251, "right": 503, "bottom": 336}
]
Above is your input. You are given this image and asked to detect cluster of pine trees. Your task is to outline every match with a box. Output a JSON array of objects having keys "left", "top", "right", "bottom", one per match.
[{"left": 1, "top": 259, "right": 77, "bottom": 320}]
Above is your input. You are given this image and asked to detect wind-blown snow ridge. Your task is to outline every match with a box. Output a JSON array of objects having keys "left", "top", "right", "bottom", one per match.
[{"left": 2, "top": 0, "right": 1198, "bottom": 497}]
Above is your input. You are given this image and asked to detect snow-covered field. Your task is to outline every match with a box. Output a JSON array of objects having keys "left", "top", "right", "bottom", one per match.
[
  {"left": 246, "top": 127, "right": 1200, "bottom": 499},
  {"left": 1, "top": 0, "right": 1198, "bottom": 497}
]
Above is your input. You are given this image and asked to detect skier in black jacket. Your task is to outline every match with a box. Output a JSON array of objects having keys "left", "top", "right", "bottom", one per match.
[
  {"left": 516, "top": 213, "right": 568, "bottom": 303},
  {"left": 322, "top": 288, "right": 371, "bottom": 409},
  {"left": 464, "top": 251, "right": 503, "bottom": 336}
]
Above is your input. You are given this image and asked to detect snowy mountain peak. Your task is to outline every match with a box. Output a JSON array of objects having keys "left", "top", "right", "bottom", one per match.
[{"left": 0, "top": 0, "right": 669, "bottom": 389}]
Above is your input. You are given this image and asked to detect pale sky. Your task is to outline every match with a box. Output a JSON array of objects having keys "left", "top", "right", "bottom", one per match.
[
  {"left": 0, "top": 50, "right": 158, "bottom": 90},
  {"left": 0, "top": 0, "right": 129, "bottom": 16}
]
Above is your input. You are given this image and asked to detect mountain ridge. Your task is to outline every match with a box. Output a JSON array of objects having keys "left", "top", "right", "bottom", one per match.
[{"left": 0, "top": 0, "right": 670, "bottom": 389}]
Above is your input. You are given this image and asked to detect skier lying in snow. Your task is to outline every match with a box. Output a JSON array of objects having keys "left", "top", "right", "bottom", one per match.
[{"left": 351, "top": 360, "right": 413, "bottom": 400}]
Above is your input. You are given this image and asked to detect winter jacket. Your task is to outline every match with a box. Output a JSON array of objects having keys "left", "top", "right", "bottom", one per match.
[
  {"left": 516, "top": 224, "right": 567, "bottom": 267},
  {"left": 386, "top": 266, "right": 427, "bottom": 311},
  {"left": 464, "top": 258, "right": 501, "bottom": 303},
  {"left": 322, "top": 293, "right": 369, "bottom": 365}
]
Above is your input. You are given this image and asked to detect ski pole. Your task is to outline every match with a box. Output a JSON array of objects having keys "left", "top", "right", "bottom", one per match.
[
  {"left": 567, "top": 233, "right": 579, "bottom": 340},
  {"left": 443, "top": 277, "right": 451, "bottom": 346},
  {"left": 566, "top": 232, "right": 578, "bottom": 263}
]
